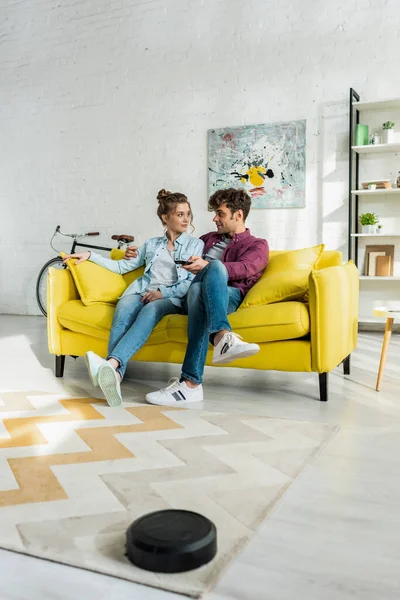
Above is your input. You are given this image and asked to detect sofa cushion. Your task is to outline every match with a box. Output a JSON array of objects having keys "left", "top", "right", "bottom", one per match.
[
  {"left": 168, "top": 302, "right": 310, "bottom": 343},
  {"left": 240, "top": 244, "right": 325, "bottom": 309},
  {"left": 315, "top": 250, "right": 342, "bottom": 270},
  {"left": 267, "top": 245, "right": 325, "bottom": 274},
  {"left": 61, "top": 252, "right": 127, "bottom": 306},
  {"left": 110, "top": 249, "right": 145, "bottom": 286},
  {"left": 239, "top": 269, "right": 310, "bottom": 308},
  {"left": 58, "top": 300, "right": 169, "bottom": 345},
  {"left": 58, "top": 300, "right": 310, "bottom": 346}
]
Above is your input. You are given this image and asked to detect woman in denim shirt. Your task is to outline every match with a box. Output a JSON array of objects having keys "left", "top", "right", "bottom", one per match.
[{"left": 63, "top": 189, "right": 204, "bottom": 406}]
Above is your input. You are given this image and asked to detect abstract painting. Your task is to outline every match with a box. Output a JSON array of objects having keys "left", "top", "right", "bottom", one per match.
[{"left": 208, "top": 120, "right": 306, "bottom": 209}]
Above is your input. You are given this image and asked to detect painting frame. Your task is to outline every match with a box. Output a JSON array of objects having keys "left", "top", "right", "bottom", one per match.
[{"left": 208, "top": 119, "right": 306, "bottom": 209}]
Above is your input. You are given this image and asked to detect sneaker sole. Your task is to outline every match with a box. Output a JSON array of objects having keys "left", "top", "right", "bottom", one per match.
[
  {"left": 84, "top": 353, "right": 99, "bottom": 387},
  {"left": 145, "top": 394, "right": 203, "bottom": 406},
  {"left": 212, "top": 345, "right": 260, "bottom": 365},
  {"left": 98, "top": 365, "right": 122, "bottom": 407}
]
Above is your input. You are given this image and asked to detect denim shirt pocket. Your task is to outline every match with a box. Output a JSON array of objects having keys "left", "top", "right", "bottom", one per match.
[
  {"left": 144, "top": 243, "right": 159, "bottom": 272},
  {"left": 144, "top": 256, "right": 152, "bottom": 272}
]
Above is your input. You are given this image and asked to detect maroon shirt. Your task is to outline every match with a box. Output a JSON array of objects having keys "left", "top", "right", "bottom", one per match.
[{"left": 200, "top": 228, "right": 269, "bottom": 297}]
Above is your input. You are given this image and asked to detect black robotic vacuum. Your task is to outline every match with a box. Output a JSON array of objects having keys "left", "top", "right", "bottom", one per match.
[{"left": 126, "top": 509, "right": 217, "bottom": 573}]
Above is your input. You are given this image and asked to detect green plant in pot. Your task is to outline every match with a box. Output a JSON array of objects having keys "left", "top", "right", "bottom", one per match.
[
  {"left": 359, "top": 212, "right": 379, "bottom": 234},
  {"left": 382, "top": 121, "right": 395, "bottom": 143}
]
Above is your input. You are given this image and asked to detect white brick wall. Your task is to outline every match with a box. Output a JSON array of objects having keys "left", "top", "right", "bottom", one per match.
[{"left": 1, "top": 0, "right": 400, "bottom": 315}]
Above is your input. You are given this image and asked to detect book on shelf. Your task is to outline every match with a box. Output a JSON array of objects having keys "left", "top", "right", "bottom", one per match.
[
  {"left": 361, "top": 179, "right": 391, "bottom": 190},
  {"left": 367, "top": 252, "right": 385, "bottom": 276},
  {"left": 376, "top": 256, "right": 391, "bottom": 277},
  {"left": 365, "top": 245, "right": 395, "bottom": 276}
]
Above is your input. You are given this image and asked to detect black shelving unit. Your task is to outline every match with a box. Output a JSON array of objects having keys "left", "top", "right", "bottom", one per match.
[{"left": 348, "top": 87, "right": 360, "bottom": 264}]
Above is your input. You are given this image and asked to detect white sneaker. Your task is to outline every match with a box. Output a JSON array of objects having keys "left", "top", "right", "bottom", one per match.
[
  {"left": 98, "top": 363, "right": 123, "bottom": 407},
  {"left": 84, "top": 351, "right": 106, "bottom": 387},
  {"left": 146, "top": 378, "right": 203, "bottom": 406},
  {"left": 212, "top": 332, "right": 260, "bottom": 365}
]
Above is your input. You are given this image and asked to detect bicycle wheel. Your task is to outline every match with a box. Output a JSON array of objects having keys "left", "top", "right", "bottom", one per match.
[{"left": 36, "top": 257, "right": 65, "bottom": 317}]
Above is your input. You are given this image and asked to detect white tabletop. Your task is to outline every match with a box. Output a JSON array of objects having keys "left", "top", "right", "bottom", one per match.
[{"left": 373, "top": 305, "right": 400, "bottom": 319}]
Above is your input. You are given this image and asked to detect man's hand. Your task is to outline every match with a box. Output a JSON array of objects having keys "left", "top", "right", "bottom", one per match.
[
  {"left": 141, "top": 290, "right": 163, "bottom": 304},
  {"left": 62, "top": 252, "right": 90, "bottom": 265},
  {"left": 124, "top": 245, "right": 139, "bottom": 260},
  {"left": 182, "top": 256, "right": 209, "bottom": 274}
]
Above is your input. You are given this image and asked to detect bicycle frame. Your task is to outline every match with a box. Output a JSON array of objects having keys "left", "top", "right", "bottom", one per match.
[
  {"left": 37, "top": 225, "right": 133, "bottom": 317},
  {"left": 70, "top": 240, "right": 113, "bottom": 253}
]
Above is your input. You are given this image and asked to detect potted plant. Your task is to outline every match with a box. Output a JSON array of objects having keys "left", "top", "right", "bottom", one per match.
[
  {"left": 382, "top": 121, "right": 395, "bottom": 143},
  {"left": 359, "top": 212, "right": 379, "bottom": 234},
  {"left": 376, "top": 224, "right": 383, "bottom": 234}
]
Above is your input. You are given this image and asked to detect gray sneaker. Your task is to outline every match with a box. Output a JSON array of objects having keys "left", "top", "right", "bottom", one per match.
[
  {"left": 98, "top": 363, "right": 123, "bottom": 407},
  {"left": 84, "top": 351, "right": 106, "bottom": 387}
]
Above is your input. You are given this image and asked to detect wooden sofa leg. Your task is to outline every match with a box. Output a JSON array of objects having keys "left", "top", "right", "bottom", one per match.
[
  {"left": 319, "top": 373, "right": 328, "bottom": 402},
  {"left": 343, "top": 354, "right": 351, "bottom": 375},
  {"left": 55, "top": 355, "right": 65, "bottom": 378}
]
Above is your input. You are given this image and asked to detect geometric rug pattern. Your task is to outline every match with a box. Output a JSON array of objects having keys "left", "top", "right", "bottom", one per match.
[{"left": 0, "top": 390, "right": 338, "bottom": 598}]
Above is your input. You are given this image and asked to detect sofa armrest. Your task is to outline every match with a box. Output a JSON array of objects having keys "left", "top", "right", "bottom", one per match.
[
  {"left": 47, "top": 267, "right": 79, "bottom": 355},
  {"left": 308, "top": 260, "right": 359, "bottom": 373}
]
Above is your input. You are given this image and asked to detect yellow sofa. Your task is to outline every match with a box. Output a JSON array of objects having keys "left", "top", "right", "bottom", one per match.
[{"left": 47, "top": 249, "right": 359, "bottom": 402}]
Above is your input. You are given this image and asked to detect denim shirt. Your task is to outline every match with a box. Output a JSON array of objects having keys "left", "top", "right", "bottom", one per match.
[{"left": 89, "top": 232, "right": 204, "bottom": 307}]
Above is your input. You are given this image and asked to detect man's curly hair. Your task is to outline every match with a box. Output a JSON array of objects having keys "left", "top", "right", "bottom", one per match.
[{"left": 208, "top": 188, "right": 251, "bottom": 221}]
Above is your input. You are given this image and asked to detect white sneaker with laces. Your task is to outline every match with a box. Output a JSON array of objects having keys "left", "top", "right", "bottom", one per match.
[
  {"left": 146, "top": 378, "right": 203, "bottom": 406},
  {"left": 212, "top": 332, "right": 260, "bottom": 365},
  {"left": 84, "top": 351, "right": 106, "bottom": 387}
]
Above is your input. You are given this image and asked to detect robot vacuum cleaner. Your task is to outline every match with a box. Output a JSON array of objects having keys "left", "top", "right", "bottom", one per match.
[{"left": 126, "top": 509, "right": 217, "bottom": 573}]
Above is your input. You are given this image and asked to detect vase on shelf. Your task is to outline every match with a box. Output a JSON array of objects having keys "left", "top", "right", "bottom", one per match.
[
  {"left": 382, "top": 129, "right": 395, "bottom": 144},
  {"left": 355, "top": 124, "right": 369, "bottom": 146},
  {"left": 361, "top": 225, "right": 376, "bottom": 234}
]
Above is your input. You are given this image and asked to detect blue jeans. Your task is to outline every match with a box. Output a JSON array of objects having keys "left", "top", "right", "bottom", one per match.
[
  {"left": 181, "top": 260, "right": 243, "bottom": 385},
  {"left": 108, "top": 294, "right": 180, "bottom": 379}
]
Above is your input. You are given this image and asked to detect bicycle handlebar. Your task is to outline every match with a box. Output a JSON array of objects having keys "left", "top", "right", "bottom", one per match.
[
  {"left": 55, "top": 226, "right": 99, "bottom": 238},
  {"left": 50, "top": 225, "right": 132, "bottom": 255}
]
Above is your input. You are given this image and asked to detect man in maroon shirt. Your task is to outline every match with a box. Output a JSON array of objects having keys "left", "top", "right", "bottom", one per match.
[{"left": 145, "top": 188, "right": 269, "bottom": 405}]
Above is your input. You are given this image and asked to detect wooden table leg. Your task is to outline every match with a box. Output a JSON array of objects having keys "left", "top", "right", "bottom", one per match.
[{"left": 376, "top": 317, "right": 394, "bottom": 391}]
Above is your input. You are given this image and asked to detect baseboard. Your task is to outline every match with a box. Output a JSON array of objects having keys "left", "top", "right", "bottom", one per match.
[{"left": 358, "top": 321, "right": 400, "bottom": 333}]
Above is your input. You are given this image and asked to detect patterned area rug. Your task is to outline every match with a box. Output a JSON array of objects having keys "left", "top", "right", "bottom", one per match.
[{"left": 0, "top": 390, "right": 338, "bottom": 598}]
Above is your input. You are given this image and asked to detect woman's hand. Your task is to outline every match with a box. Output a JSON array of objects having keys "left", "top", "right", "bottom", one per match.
[
  {"left": 141, "top": 290, "right": 163, "bottom": 304},
  {"left": 124, "top": 245, "right": 139, "bottom": 259},
  {"left": 62, "top": 252, "right": 91, "bottom": 265}
]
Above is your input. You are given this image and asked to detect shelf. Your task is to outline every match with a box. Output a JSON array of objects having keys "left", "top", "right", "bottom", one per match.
[
  {"left": 354, "top": 98, "right": 400, "bottom": 111},
  {"left": 351, "top": 233, "right": 400, "bottom": 237},
  {"left": 350, "top": 89, "right": 400, "bottom": 325},
  {"left": 352, "top": 143, "right": 400, "bottom": 154},
  {"left": 351, "top": 189, "right": 400, "bottom": 195},
  {"left": 360, "top": 276, "right": 400, "bottom": 281}
]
